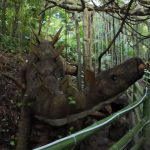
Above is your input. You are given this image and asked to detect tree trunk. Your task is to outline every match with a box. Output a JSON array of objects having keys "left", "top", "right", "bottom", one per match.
[
  {"left": 83, "top": 8, "right": 93, "bottom": 71},
  {"left": 75, "top": 13, "right": 82, "bottom": 90},
  {"left": 1, "top": 0, "right": 7, "bottom": 34},
  {"left": 11, "top": 1, "right": 21, "bottom": 37}
]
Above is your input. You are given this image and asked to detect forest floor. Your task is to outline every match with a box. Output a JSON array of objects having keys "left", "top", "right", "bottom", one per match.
[
  {"left": 0, "top": 52, "right": 24, "bottom": 150},
  {"left": 0, "top": 52, "right": 130, "bottom": 150}
]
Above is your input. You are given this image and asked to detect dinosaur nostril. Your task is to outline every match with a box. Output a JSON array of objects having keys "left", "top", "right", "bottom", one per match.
[{"left": 138, "top": 63, "right": 145, "bottom": 71}]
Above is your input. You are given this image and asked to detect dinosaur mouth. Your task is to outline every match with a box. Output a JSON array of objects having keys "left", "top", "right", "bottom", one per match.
[
  {"left": 138, "top": 63, "right": 146, "bottom": 72},
  {"left": 137, "top": 59, "right": 145, "bottom": 78}
]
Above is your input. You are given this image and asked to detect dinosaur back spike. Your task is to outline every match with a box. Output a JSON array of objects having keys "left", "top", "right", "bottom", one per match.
[
  {"left": 31, "top": 27, "right": 40, "bottom": 45},
  {"left": 51, "top": 26, "right": 63, "bottom": 45}
]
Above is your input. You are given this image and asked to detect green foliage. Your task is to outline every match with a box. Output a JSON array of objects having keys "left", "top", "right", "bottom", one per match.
[
  {"left": 67, "top": 96, "right": 76, "bottom": 105},
  {"left": 138, "top": 23, "right": 149, "bottom": 36},
  {"left": 0, "top": 35, "right": 25, "bottom": 53},
  {"left": 68, "top": 126, "right": 75, "bottom": 135},
  {"left": 0, "top": 0, "right": 44, "bottom": 53},
  {"left": 0, "top": 34, "right": 29, "bottom": 53},
  {"left": 0, "top": 0, "right": 82, "bottom": 61},
  {"left": 127, "top": 48, "right": 135, "bottom": 56},
  {"left": 10, "top": 139, "right": 16, "bottom": 146},
  {"left": 0, "top": 0, "right": 148, "bottom": 64}
]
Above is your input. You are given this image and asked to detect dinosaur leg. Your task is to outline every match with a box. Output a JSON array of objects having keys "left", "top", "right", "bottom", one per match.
[{"left": 16, "top": 106, "right": 33, "bottom": 150}]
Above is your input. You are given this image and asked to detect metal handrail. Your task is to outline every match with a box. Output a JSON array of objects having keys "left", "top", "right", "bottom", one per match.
[{"left": 34, "top": 88, "right": 148, "bottom": 150}]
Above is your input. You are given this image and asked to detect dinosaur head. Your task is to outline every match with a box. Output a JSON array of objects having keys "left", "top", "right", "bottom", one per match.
[
  {"left": 89, "top": 57, "right": 145, "bottom": 103},
  {"left": 31, "top": 27, "right": 63, "bottom": 60}
]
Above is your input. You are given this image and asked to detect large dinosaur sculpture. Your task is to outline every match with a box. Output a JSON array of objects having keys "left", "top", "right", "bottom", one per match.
[{"left": 16, "top": 27, "right": 145, "bottom": 150}]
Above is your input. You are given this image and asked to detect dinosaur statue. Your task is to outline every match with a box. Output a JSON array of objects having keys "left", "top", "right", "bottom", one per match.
[{"left": 16, "top": 27, "right": 146, "bottom": 150}]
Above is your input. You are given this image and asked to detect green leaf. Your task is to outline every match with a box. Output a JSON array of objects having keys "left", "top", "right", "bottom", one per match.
[
  {"left": 67, "top": 96, "right": 76, "bottom": 105},
  {"left": 10, "top": 140, "right": 16, "bottom": 146}
]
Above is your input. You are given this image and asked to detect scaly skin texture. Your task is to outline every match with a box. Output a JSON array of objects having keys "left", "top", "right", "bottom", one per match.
[
  {"left": 22, "top": 40, "right": 145, "bottom": 119},
  {"left": 33, "top": 57, "right": 144, "bottom": 119},
  {"left": 16, "top": 29, "right": 145, "bottom": 149},
  {"left": 87, "top": 57, "right": 144, "bottom": 107}
]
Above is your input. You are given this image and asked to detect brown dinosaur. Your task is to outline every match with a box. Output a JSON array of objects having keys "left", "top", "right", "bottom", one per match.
[
  {"left": 35, "top": 57, "right": 145, "bottom": 119},
  {"left": 16, "top": 27, "right": 145, "bottom": 150}
]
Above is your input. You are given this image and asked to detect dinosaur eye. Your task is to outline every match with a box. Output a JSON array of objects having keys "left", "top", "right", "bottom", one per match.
[{"left": 111, "top": 74, "right": 118, "bottom": 81}]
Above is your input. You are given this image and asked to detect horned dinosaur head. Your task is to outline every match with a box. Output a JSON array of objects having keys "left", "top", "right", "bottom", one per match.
[
  {"left": 31, "top": 27, "right": 63, "bottom": 60},
  {"left": 88, "top": 57, "right": 145, "bottom": 103}
]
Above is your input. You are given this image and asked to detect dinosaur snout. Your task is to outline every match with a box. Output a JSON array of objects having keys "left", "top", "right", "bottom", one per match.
[
  {"left": 138, "top": 63, "right": 146, "bottom": 71},
  {"left": 135, "top": 58, "right": 145, "bottom": 76}
]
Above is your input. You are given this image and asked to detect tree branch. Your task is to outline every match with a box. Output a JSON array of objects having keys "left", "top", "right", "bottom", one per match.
[
  {"left": 98, "top": 0, "right": 135, "bottom": 72},
  {"left": 1, "top": 72, "right": 25, "bottom": 91},
  {"left": 80, "top": 0, "right": 85, "bottom": 9},
  {"left": 47, "top": 0, "right": 83, "bottom": 11},
  {"left": 46, "top": 0, "right": 150, "bottom": 16},
  {"left": 35, "top": 93, "right": 122, "bottom": 126}
]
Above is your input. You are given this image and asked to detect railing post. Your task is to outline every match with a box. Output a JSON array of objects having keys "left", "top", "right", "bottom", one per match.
[
  {"left": 131, "top": 84, "right": 139, "bottom": 143},
  {"left": 143, "top": 88, "right": 150, "bottom": 150}
]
